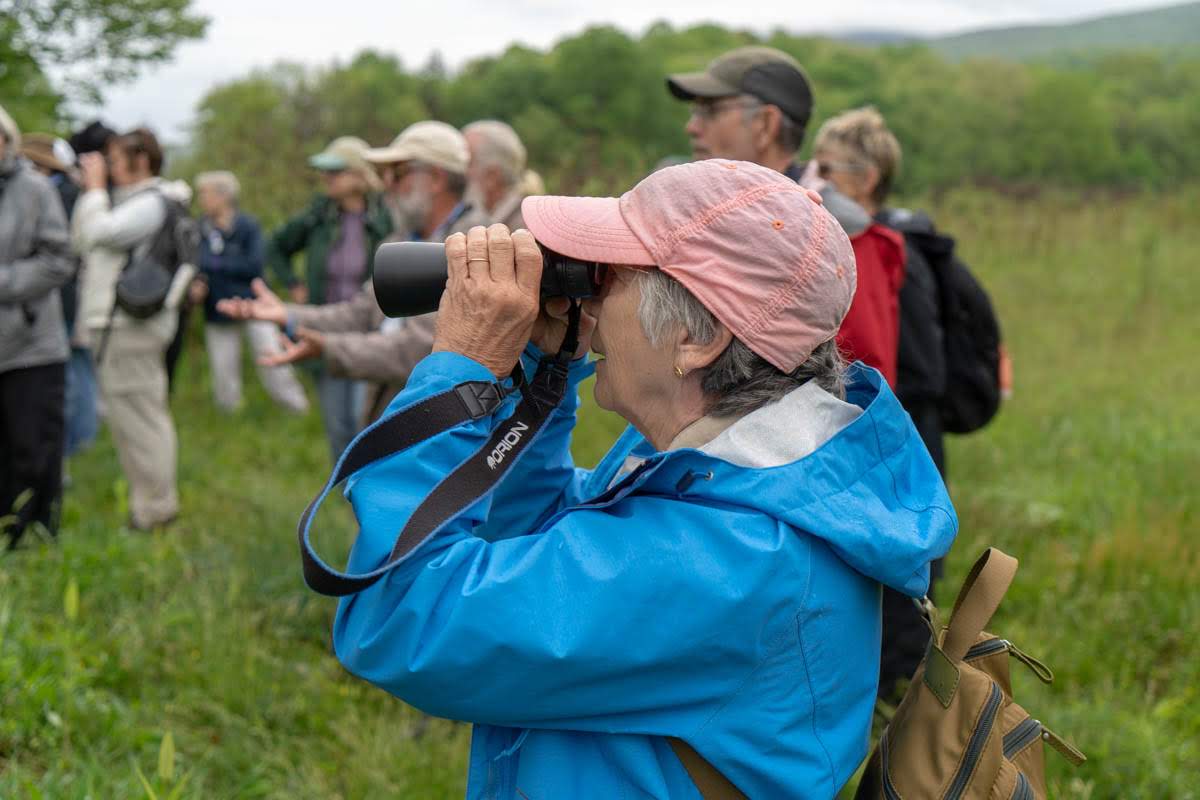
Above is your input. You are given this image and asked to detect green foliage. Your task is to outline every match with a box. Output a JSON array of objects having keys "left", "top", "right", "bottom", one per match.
[
  {"left": 1, "top": 188, "right": 1197, "bottom": 797},
  {"left": 177, "top": 23, "right": 1200, "bottom": 230},
  {"left": 0, "top": 0, "right": 208, "bottom": 108}
]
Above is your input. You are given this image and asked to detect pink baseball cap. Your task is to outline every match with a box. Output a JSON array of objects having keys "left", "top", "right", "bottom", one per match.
[{"left": 521, "top": 159, "right": 857, "bottom": 372}]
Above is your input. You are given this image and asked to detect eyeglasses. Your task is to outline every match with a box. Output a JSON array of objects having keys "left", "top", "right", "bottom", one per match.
[
  {"left": 378, "top": 162, "right": 427, "bottom": 183},
  {"left": 688, "top": 98, "right": 762, "bottom": 122},
  {"left": 816, "top": 160, "right": 867, "bottom": 179}
]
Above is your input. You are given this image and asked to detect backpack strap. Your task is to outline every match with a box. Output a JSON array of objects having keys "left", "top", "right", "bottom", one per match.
[
  {"left": 667, "top": 738, "right": 747, "bottom": 800},
  {"left": 941, "top": 548, "right": 1018, "bottom": 663}
]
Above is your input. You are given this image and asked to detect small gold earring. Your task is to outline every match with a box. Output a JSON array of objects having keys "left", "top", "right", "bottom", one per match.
[{"left": 674, "top": 365, "right": 684, "bottom": 378}]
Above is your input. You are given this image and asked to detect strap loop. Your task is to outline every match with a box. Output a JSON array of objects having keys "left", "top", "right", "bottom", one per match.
[{"left": 941, "top": 548, "right": 1018, "bottom": 663}]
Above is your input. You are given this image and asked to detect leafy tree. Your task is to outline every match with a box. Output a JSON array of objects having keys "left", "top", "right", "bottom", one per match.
[{"left": 0, "top": 0, "right": 208, "bottom": 110}]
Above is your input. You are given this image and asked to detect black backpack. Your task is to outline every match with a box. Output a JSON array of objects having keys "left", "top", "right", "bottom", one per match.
[
  {"left": 882, "top": 209, "right": 1002, "bottom": 435},
  {"left": 114, "top": 190, "right": 199, "bottom": 320}
]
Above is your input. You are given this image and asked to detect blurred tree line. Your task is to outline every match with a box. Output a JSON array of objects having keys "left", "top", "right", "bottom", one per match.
[
  {"left": 17, "top": 19, "right": 1198, "bottom": 226},
  {"left": 177, "top": 24, "right": 1199, "bottom": 226}
]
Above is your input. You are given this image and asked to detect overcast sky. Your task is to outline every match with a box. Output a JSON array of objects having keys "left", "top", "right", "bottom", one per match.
[{"left": 85, "top": 0, "right": 1171, "bottom": 141}]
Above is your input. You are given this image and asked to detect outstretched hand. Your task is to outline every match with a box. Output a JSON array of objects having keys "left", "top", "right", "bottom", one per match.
[
  {"left": 259, "top": 327, "right": 324, "bottom": 367},
  {"left": 216, "top": 278, "right": 288, "bottom": 326}
]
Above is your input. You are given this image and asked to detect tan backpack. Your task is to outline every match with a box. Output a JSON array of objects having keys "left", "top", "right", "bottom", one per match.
[
  {"left": 855, "top": 547, "right": 1086, "bottom": 799},
  {"left": 670, "top": 548, "right": 1086, "bottom": 799}
]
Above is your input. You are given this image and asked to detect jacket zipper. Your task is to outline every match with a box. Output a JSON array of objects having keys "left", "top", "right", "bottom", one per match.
[
  {"left": 1003, "top": 717, "right": 1043, "bottom": 759},
  {"left": 1011, "top": 772, "right": 1033, "bottom": 800},
  {"left": 943, "top": 683, "right": 1003, "bottom": 800}
]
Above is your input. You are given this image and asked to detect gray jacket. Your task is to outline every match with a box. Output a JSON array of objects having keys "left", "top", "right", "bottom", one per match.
[{"left": 0, "top": 156, "right": 73, "bottom": 373}]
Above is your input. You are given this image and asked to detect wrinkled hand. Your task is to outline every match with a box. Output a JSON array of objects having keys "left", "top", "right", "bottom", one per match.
[
  {"left": 216, "top": 278, "right": 287, "bottom": 326},
  {"left": 188, "top": 277, "right": 209, "bottom": 305},
  {"left": 80, "top": 152, "right": 107, "bottom": 192},
  {"left": 289, "top": 285, "right": 309, "bottom": 304},
  {"left": 532, "top": 296, "right": 596, "bottom": 360},
  {"left": 259, "top": 327, "right": 324, "bottom": 367},
  {"left": 432, "top": 224, "right": 542, "bottom": 378}
]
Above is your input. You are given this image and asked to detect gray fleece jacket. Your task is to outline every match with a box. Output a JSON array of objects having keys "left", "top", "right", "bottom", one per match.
[{"left": 0, "top": 145, "right": 74, "bottom": 374}]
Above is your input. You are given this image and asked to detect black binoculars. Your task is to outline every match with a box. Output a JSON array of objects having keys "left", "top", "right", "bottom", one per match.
[{"left": 372, "top": 241, "right": 607, "bottom": 318}]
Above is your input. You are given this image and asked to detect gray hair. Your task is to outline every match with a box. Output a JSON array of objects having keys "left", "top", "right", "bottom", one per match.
[
  {"left": 740, "top": 97, "right": 805, "bottom": 155},
  {"left": 635, "top": 269, "right": 848, "bottom": 417},
  {"left": 195, "top": 170, "right": 240, "bottom": 199},
  {"left": 463, "top": 120, "right": 527, "bottom": 186}
]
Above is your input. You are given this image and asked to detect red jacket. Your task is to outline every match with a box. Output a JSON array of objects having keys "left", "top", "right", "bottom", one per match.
[{"left": 837, "top": 223, "right": 906, "bottom": 386}]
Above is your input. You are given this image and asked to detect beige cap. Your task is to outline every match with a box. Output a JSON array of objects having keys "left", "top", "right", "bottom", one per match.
[
  {"left": 21, "top": 133, "right": 71, "bottom": 173},
  {"left": 309, "top": 136, "right": 382, "bottom": 191},
  {"left": 365, "top": 121, "right": 469, "bottom": 175}
]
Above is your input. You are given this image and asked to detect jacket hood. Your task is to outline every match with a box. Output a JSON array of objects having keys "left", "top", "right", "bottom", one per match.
[
  {"left": 633, "top": 363, "right": 957, "bottom": 596},
  {"left": 158, "top": 178, "right": 193, "bottom": 205}
]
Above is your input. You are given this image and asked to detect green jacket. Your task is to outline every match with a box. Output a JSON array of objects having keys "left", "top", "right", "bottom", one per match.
[{"left": 266, "top": 193, "right": 393, "bottom": 304}]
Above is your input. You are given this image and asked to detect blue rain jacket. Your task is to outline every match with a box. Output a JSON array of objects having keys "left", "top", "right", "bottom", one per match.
[{"left": 331, "top": 348, "right": 957, "bottom": 799}]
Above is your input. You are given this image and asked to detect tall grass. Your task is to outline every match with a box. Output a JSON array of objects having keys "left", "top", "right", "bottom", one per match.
[{"left": 1, "top": 188, "right": 1196, "bottom": 798}]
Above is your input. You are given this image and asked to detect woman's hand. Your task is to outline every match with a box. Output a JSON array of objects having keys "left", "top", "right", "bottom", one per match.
[
  {"left": 79, "top": 152, "right": 107, "bottom": 192},
  {"left": 532, "top": 296, "right": 596, "bottom": 361},
  {"left": 432, "top": 225, "right": 542, "bottom": 378}
]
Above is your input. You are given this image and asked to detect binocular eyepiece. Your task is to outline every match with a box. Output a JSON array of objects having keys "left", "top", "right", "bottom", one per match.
[{"left": 372, "top": 241, "right": 607, "bottom": 318}]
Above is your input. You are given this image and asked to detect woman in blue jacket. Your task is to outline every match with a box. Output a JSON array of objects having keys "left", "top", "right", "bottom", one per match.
[
  {"left": 323, "top": 160, "right": 956, "bottom": 798},
  {"left": 193, "top": 171, "right": 308, "bottom": 414}
]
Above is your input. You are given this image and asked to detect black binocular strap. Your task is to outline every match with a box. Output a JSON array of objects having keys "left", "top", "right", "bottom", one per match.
[{"left": 299, "top": 303, "right": 581, "bottom": 597}]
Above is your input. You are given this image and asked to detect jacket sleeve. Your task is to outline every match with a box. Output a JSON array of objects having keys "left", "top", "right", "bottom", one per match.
[
  {"left": 0, "top": 179, "right": 74, "bottom": 303},
  {"left": 266, "top": 206, "right": 313, "bottom": 287},
  {"left": 321, "top": 312, "right": 436, "bottom": 384},
  {"left": 287, "top": 285, "right": 377, "bottom": 334},
  {"left": 71, "top": 189, "right": 165, "bottom": 253},
  {"left": 331, "top": 352, "right": 752, "bottom": 731}
]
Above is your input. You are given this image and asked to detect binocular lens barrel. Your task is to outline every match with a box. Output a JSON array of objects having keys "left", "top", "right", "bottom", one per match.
[
  {"left": 372, "top": 242, "right": 449, "bottom": 318},
  {"left": 372, "top": 241, "right": 604, "bottom": 318}
]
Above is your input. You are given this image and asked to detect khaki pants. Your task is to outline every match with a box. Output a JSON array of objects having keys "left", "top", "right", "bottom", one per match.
[
  {"left": 204, "top": 320, "right": 309, "bottom": 413},
  {"left": 93, "top": 323, "right": 179, "bottom": 528}
]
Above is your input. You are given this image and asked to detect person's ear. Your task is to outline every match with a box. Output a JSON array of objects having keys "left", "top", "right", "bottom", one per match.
[
  {"left": 752, "top": 105, "right": 783, "bottom": 153},
  {"left": 673, "top": 320, "right": 733, "bottom": 378}
]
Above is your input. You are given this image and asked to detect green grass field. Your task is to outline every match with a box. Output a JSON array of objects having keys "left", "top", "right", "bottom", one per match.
[{"left": 2, "top": 187, "right": 1197, "bottom": 798}]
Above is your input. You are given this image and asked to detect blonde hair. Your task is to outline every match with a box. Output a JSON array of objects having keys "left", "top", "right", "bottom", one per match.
[
  {"left": 195, "top": 170, "right": 241, "bottom": 200},
  {"left": 518, "top": 169, "right": 545, "bottom": 197},
  {"left": 813, "top": 106, "right": 902, "bottom": 205}
]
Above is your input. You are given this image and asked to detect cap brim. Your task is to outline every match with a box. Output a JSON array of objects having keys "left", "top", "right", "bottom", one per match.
[
  {"left": 309, "top": 153, "right": 348, "bottom": 171},
  {"left": 364, "top": 145, "right": 408, "bottom": 164},
  {"left": 23, "top": 150, "right": 69, "bottom": 173},
  {"left": 667, "top": 71, "right": 740, "bottom": 101},
  {"left": 521, "top": 195, "right": 656, "bottom": 267}
]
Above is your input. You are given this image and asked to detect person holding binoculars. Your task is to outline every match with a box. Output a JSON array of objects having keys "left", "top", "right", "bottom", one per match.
[{"left": 316, "top": 160, "right": 956, "bottom": 798}]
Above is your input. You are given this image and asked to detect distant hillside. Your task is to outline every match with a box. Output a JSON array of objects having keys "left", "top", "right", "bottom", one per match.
[{"left": 926, "top": 1, "right": 1200, "bottom": 60}]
